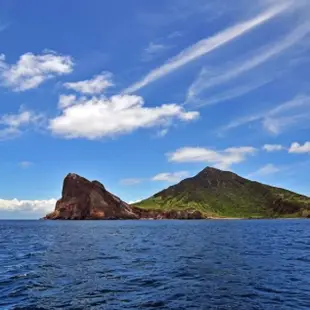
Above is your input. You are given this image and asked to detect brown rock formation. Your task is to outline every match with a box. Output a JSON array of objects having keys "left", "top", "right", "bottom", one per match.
[{"left": 45, "top": 173, "right": 204, "bottom": 220}]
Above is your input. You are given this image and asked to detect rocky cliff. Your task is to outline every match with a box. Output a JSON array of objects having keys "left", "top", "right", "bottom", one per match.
[
  {"left": 45, "top": 173, "right": 138, "bottom": 220},
  {"left": 45, "top": 173, "right": 203, "bottom": 220}
]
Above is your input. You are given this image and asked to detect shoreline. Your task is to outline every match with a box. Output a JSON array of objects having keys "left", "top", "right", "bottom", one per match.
[
  {"left": 38, "top": 216, "right": 310, "bottom": 221},
  {"left": 208, "top": 217, "right": 310, "bottom": 220}
]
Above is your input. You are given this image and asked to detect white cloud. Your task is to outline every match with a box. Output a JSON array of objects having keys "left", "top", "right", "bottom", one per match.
[
  {"left": 0, "top": 108, "right": 43, "bottom": 140},
  {"left": 263, "top": 144, "right": 284, "bottom": 151},
  {"left": 120, "top": 178, "right": 143, "bottom": 185},
  {"left": 1, "top": 110, "right": 36, "bottom": 127},
  {"left": 0, "top": 54, "right": 6, "bottom": 70},
  {"left": 152, "top": 171, "right": 189, "bottom": 183},
  {"left": 0, "top": 127, "right": 20, "bottom": 140},
  {"left": 186, "top": 22, "right": 310, "bottom": 103},
  {"left": 289, "top": 142, "right": 310, "bottom": 153},
  {"left": 188, "top": 79, "right": 271, "bottom": 107},
  {"left": 168, "top": 146, "right": 256, "bottom": 169},
  {"left": 250, "top": 163, "right": 280, "bottom": 177},
  {"left": 262, "top": 115, "right": 306, "bottom": 134},
  {"left": 222, "top": 95, "right": 310, "bottom": 134},
  {"left": 124, "top": 2, "right": 291, "bottom": 93},
  {"left": 0, "top": 51, "right": 74, "bottom": 91},
  {"left": 58, "top": 94, "right": 77, "bottom": 109},
  {"left": 0, "top": 198, "right": 56, "bottom": 218},
  {"left": 19, "top": 161, "right": 33, "bottom": 168},
  {"left": 121, "top": 171, "right": 189, "bottom": 185},
  {"left": 63, "top": 72, "right": 113, "bottom": 94},
  {"left": 49, "top": 94, "right": 199, "bottom": 139}
]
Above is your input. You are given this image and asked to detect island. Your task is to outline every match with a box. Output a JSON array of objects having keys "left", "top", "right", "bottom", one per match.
[
  {"left": 45, "top": 167, "right": 310, "bottom": 220},
  {"left": 44, "top": 173, "right": 203, "bottom": 220}
]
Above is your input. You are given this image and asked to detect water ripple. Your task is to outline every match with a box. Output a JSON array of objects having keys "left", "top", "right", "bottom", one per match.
[{"left": 1, "top": 219, "right": 310, "bottom": 309}]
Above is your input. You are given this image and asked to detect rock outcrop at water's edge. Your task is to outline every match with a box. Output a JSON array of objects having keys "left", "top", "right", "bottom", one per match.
[
  {"left": 44, "top": 173, "right": 138, "bottom": 220},
  {"left": 131, "top": 207, "right": 203, "bottom": 220},
  {"left": 44, "top": 173, "right": 203, "bottom": 220}
]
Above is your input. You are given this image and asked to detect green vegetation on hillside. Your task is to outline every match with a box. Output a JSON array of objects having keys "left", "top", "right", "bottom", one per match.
[{"left": 134, "top": 167, "right": 310, "bottom": 218}]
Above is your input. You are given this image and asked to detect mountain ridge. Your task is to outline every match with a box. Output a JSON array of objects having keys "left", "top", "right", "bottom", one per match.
[
  {"left": 45, "top": 167, "right": 310, "bottom": 220},
  {"left": 134, "top": 166, "right": 310, "bottom": 218}
]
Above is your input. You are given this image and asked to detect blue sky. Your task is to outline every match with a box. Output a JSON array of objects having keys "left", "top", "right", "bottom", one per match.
[{"left": 1, "top": 0, "right": 310, "bottom": 219}]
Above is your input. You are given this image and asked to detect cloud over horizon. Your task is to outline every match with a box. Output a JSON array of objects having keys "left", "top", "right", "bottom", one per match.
[
  {"left": 0, "top": 198, "right": 56, "bottom": 219},
  {"left": 125, "top": 2, "right": 292, "bottom": 94}
]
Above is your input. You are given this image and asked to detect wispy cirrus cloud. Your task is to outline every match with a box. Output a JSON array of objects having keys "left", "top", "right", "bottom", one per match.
[
  {"left": 187, "top": 79, "right": 271, "bottom": 107},
  {"left": 248, "top": 163, "right": 280, "bottom": 177},
  {"left": 221, "top": 95, "right": 310, "bottom": 135},
  {"left": 186, "top": 21, "right": 310, "bottom": 104},
  {"left": 125, "top": 2, "right": 291, "bottom": 94},
  {"left": 138, "top": 0, "right": 225, "bottom": 28}
]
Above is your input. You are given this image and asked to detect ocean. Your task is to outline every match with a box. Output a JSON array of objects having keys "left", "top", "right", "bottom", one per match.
[{"left": 0, "top": 219, "right": 309, "bottom": 309}]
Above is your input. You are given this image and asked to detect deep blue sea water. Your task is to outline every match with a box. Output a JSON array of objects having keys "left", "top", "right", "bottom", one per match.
[{"left": 1, "top": 220, "right": 310, "bottom": 310}]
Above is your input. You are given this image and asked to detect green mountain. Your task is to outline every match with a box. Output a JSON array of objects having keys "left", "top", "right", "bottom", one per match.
[{"left": 134, "top": 167, "right": 310, "bottom": 218}]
